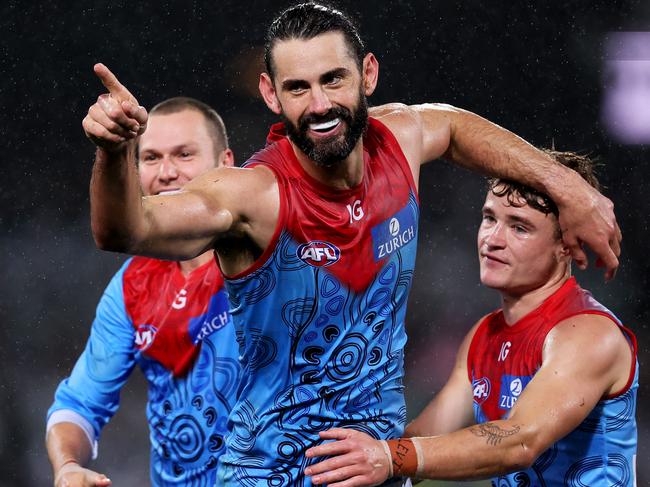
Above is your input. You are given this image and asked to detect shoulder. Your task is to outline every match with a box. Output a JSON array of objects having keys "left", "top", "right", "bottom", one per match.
[
  {"left": 369, "top": 103, "right": 423, "bottom": 140},
  {"left": 543, "top": 313, "right": 631, "bottom": 371},
  {"left": 461, "top": 315, "right": 492, "bottom": 357}
]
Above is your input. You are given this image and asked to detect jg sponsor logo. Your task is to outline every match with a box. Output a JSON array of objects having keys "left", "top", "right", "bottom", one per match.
[
  {"left": 134, "top": 324, "right": 158, "bottom": 351},
  {"left": 297, "top": 241, "right": 341, "bottom": 267},
  {"left": 346, "top": 199, "right": 364, "bottom": 223}
]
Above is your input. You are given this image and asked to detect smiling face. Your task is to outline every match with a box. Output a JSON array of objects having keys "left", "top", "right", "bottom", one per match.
[
  {"left": 478, "top": 187, "right": 570, "bottom": 297},
  {"left": 137, "top": 109, "right": 231, "bottom": 196},
  {"left": 259, "top": 31, "right": 378, "bottom": 168}
]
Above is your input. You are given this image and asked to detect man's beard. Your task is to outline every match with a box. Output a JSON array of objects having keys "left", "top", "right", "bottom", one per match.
[{"left": 281, "top": 92, "right": 368, "bottom": 168}]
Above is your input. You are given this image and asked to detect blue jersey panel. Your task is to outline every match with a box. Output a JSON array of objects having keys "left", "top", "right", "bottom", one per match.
[{"left": 218, "top": 193, "right": 419, "bottom": 486}]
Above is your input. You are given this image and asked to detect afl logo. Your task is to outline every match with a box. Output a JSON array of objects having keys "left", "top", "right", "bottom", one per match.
[
  {"left": 472, "top": 377, "right": 491, "bottom": 404},
  {"left": 297, "top": 241, "right": 341, "bottom": 267},
  {"left": 134, "top": 324, "right": 158, "bottom": 351}
]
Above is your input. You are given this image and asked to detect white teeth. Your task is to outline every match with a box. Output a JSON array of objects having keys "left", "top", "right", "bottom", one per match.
[
  {"left": 157, "top": 189, "right": 181, "bottom": 195},
  {"left": 310, "top": 118, "right": 340, "bottom": 131}
]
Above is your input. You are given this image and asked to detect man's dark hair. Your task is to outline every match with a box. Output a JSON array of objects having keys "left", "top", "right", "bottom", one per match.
[
  {"left": 488, "top": 149, "right": 602, "bottom": 219},
  {"left": 149, "top": 97, "right": 229, "bottom": 157},
  {"left": 264, "top": 2, "right": 365, "bottom": 80}
]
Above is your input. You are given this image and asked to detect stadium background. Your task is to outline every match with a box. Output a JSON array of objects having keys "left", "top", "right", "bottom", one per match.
[{"left": 1, "top": 1, "right": 648, "bottom": 485}]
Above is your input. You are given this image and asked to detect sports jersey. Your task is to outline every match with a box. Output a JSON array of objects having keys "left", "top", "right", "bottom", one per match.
[
  {"left": 468, "top": 277, "right": 638, "bottom": 487},
  {"left": 48, "top": 256, "right": 240, "bottom": 486},
  {"left": 217, "top": 118, "right": 419, "bottom": 485}
]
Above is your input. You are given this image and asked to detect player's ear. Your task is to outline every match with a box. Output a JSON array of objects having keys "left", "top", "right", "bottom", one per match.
[
  {"left": 361, "top": 52, "right": 379, "bottom": 96},
  {"left": 557, "top": 242, "right": 572, "bottom": 260},
  {"left": 259, "top": 73, "right": 282, "bottom": 114},
  {"left": 219, "top": 148, "right": 235, "bottom": 168}
]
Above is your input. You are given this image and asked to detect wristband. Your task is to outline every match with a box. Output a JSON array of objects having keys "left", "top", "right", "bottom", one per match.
[{"left": 385, "top": 438, "right": 419, "bottom": 477}]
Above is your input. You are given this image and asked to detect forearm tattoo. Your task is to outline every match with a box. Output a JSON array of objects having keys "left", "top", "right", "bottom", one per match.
[{"left": 469, "top": 422, "right": 520, "bottom": 446}]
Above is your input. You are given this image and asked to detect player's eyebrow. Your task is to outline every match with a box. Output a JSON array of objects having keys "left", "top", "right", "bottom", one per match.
[
  {"left": 507, "top": 214, "right": 536, "bottom": 228},
  {"left": 281, "top": 78, "right": 310, "bottom": 91},
  {"left": 319, "top": 67, "right": 350, "bottom": 83},
  {"left": 281, "top": 68, "right": 352, "bottom": 92}
]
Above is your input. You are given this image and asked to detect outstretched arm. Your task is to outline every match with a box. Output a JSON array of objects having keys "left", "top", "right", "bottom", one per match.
[
  {"left": 305, "top": 314, "right": 633, "bottom": 486},
  {"left": 371, "top": 103, "right": 621, "bottom": 280},
  {"left": 84, "top": 64, "right": 277, "bottom": 261}
]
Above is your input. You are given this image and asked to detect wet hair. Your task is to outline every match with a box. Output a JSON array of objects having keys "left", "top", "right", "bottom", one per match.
[
  {"left": 264, "top": 2, "right": 365, "bottom": 80},
  {"left": 487, "top": 150, "right": 602, "bottom": 235},
  {"left": 149, "top": 97, "right": 229, "bottom": 156}
]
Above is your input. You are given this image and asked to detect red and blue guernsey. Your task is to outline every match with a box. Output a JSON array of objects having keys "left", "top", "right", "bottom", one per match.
[
  {"left": 47, "top": 257, "right": 240, "bottom": 486},
  {"left": 468, "top": 277, "right": 638, "bottom": 487},
  {"left": 217, "top": 118, "right": 419, "bottom": 485}
]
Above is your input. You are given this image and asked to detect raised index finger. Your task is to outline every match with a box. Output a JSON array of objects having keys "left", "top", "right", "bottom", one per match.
[{"left": 94, "top": 63, "right": 132, "bottom": 101}]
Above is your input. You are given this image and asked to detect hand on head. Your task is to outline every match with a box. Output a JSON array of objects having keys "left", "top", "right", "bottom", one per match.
[{"left": 557, "top": 181, "right": 621, "bottom": 281}]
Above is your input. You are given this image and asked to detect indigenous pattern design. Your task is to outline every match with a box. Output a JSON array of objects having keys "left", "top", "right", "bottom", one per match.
[
  {"left": 217, "top": 118, "right": 419, "bottom": 485},
  {"left": 49, "top": 257, "right": 240, "bottom": 486}
]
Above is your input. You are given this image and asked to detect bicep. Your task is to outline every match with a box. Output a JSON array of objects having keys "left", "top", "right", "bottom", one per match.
[
  {"left": 370, "top": 104, "right": 454, "bottom": 184},
  {"left": 507, "top": 315, "right": 629, "bottom": 451},
  {"left": 137, "top": 166, "right": 278, "bottom": 260}
]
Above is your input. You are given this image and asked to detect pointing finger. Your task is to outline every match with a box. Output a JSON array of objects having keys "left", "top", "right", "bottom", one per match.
[{"left": 94, "top": 63, "right": 135, "bottom": 103}]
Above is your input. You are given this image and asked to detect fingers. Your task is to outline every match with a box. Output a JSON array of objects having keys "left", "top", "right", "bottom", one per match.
[
  {"left": 306, "top": 440, "right": 351, "bottom": 459},
  {"left": 563, "top": 233, "right": 588, "bottom": 271},
  {"left": 89, "top": 101, "right": 137, "bottom": 138},
  {"left": 319, "top": 428, "right": 355, "bottom": 440},
  {"left": 92, "top": 472, "right": 112, "bottom": 486},
  {"left": 122, "top": 101, "right": 148, "bottom": 134},
  {"left": 311, "top": 466, "right": 367, "bottom": 486},
  {"left": 307, "top": 456, "right": 371, "bottom": 486},
  {"left": 82, "top": 116, "right": 128, "bottom": 146},
  {"left": 94, "top": 63, "right": 135, "bottom": 103}
]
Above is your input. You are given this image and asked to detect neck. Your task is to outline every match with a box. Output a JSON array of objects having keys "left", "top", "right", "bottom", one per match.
[
  {"left": 500, "top": 268, "right": 571, "bottom": 325},
  {"left": 291, "top": 140, "right": 365, "bottom": 190},
  {"left": 179, "top": 250, "right": 214, "bottom": 276}
]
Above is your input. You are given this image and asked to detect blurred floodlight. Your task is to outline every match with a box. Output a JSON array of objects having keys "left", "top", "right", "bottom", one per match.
[{"left": 601, "top": 32, "right": 650, "bottom": 145}]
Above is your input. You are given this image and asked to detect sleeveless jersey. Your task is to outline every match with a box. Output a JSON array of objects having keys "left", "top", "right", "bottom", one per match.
[
  {"left": 49, "top": 256, "right": 240, "bottom": 486},
  {"left": 468, "top": 277, "right": 638, "bottom": 487},
  {"left": 217, "top": 118, "right": 420, "bottom": 485}
]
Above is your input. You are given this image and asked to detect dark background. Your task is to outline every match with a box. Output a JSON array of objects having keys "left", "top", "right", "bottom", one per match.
[{"left": 1, "top": 1, "right": 648, "bottom": 485}]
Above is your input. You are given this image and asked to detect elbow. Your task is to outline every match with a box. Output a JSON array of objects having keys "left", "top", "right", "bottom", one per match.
[
  {"left": 503, "top": 430, "right": 546, "bottom": 471},
  {"left": 91, "top": 222, "right": 138, "bottom": 253}
]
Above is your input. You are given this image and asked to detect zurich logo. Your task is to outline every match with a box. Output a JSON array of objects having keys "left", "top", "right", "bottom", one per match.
[
  {"left": 510, "top": 378, "right": 523, "bottom": 397},
  {"left": 297, "top": 240, "right": 341, "bottom": 267}
]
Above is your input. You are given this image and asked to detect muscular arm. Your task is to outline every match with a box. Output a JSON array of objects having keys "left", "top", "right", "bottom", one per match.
[
  {"left": 85, "top": 64, "right": 279, "bottom": 261},
  {"left": 405, "top": 322, "right": 479, "bottom": 437},
  {"left": 370, "top": 103, "right": 621, "bottom": 279},
  {"left": 91, "top": 147, "right": 276, "bottom": 260},
  {"left": 305, "top": 314, "right": 634, "bottom": 485}
]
